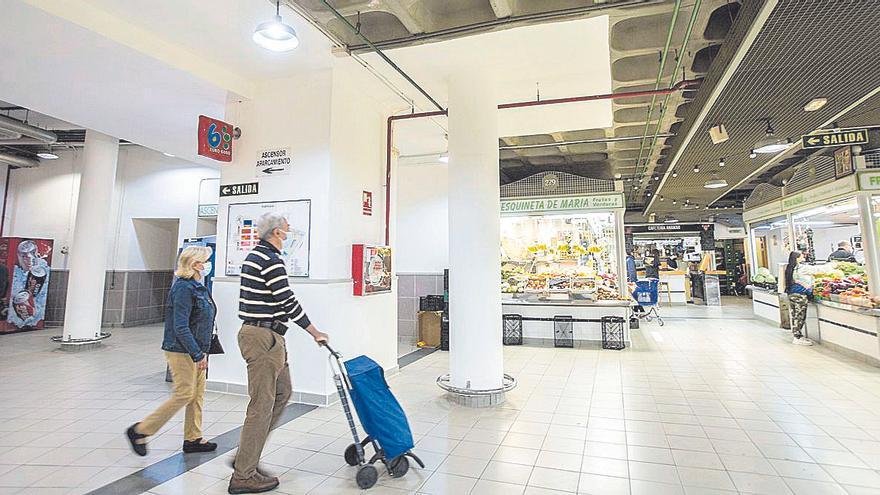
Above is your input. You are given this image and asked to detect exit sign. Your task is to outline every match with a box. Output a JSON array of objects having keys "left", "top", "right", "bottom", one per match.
[{"left": 802, "top": 128, "right": 869, "bottom": 149}]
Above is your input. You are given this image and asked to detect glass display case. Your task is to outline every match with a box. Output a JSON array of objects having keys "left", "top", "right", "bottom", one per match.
[{"left": 500, "top": 212, "right": 620, "bottom": 302}]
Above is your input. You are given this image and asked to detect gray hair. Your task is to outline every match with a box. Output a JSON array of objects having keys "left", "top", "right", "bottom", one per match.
[
  {"left": 257, "top": 212, "right": 288, "bottom": 241},
  {"left": 839, "top": 240, "right": 852, "bottom": 248}
]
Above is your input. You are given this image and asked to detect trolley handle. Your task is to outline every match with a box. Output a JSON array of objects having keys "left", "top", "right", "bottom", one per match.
[{"left": 322, "top": 342, "right": 341, "bottom": 359}]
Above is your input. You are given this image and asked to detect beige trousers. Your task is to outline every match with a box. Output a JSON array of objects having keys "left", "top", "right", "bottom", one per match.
[
  {"left": 233, "top": 324, "right": 292, "bottom": 480},
  {"left": 139, "top": 351, "right": 206, "bottom": 441}
]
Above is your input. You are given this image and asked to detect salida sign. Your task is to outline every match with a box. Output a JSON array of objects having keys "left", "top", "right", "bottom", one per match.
[{"left": 198, "top": 115, "right": 233, "bottom": 162}]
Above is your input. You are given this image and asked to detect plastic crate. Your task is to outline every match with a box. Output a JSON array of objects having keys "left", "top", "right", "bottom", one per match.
[
  {"left": 502, "top": 314, "right": 523, "bottom": 345},
  {"left": 419, "top": 295, "right": 445, "bottom": 312},
  {"left": 602, "top": 316, "right": 626, "bottom": 350},
  {"left": 553, "top": 315, "right": 574, "bottom": 348}
]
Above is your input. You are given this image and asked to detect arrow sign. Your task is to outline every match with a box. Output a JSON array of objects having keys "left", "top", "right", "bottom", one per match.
[
  {"left": 802, "top": 128, "right": 869, "bottom": 149},
  {"left": 219, "top": 182, "right": 259, "bottom": 198},
  {"left": 255, "top": 147, "right": 291, "bottom": 177}
]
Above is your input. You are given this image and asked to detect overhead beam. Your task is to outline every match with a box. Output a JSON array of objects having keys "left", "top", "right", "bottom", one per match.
[{"left": 23, "top": 0, "right": 255, "bottom": 99}]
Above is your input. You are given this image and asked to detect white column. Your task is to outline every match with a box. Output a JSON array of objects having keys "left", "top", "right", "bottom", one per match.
[
  {"left": 447, "top": 73, "right": 504, "bottom": 392},
  {"left": 62, "top": 130, "right": 118, "bottom": 343},
  {"left": 857, "top": 192, "right": 880, "bottom": 295},
  {"left": 615, "top": 210, "right": 627, "bottom": 298}
]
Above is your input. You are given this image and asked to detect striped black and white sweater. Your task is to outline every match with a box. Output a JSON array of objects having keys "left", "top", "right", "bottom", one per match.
[{"left": 238, "top": 240, "right": 311, "bottom": 329}]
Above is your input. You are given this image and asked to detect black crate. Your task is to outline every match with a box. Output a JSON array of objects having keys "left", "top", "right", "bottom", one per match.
[
  {"left": 602, "top": 316, "right": 626, "bottom": 350},
  {"left": 629, "top": 315, "right": 639, "bottom": 329},
  {"left": 502, "top": 314, "right": 523, "bottom": 345},
  {"left": 553, "top": 315, "right": 574, "bottom": 348},
  {"left": 420, "top": 295, "right": 445, "bottom": 312},
  {"left": 440, "top": 312, "right": 449, "bottom": 351}
]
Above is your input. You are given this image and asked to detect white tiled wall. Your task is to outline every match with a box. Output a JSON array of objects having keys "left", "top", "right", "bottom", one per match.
[{"left": 397, "top": 272, "right": 444, "bottom": 345}]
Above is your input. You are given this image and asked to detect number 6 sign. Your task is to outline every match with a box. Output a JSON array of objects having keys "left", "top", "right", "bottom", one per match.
[{"left": 198, "top": 115, "right": 233, "bottom": 162}]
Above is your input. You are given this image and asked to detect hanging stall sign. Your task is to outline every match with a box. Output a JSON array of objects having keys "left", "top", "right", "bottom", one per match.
[
  {"left": 858, "top": 171, "right": 880, "bottom": 191},
  {"left": 255, "top": 147, "right": 291, "bottom": 177},
  {"left": 362, "top": 191, "right": 373, "bottom": 216},
  {"left": 801, "top": 128, "right": 869, "bottom": 149},
  {"left": 197, "top": 115, "right": 233, "bottom": 162},
  {"left": 501, "top": 193, "right": 624, "bottom": 214},
  {"left": 220, "top": 182, "right": 259, "bottom": 198}
]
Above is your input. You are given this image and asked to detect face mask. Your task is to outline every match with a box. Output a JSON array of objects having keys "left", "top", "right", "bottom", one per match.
[
  {"left": 280, "top": 230, "right": 297, "bottom": 252},
  {"left": 199, "top": 261, "right": 212, "bottom": 279}
]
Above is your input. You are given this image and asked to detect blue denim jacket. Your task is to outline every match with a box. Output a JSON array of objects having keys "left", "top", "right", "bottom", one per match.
[{"left": 162, "top": 278, "right": 216, "bottom": 362}]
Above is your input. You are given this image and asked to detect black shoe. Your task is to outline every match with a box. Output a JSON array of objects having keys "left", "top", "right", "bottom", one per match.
[
  {"left": 126, "top": 424, "right": 148, "bottom": 457},
  {"left": 183, "top": 438, "right": 218, "bottom": 453}
]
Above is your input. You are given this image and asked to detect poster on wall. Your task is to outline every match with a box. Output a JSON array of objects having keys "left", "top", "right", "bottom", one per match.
[
  {"left": 0, "top": 238, "right": 53, "bottom": 334},
  {"left": 225, "top": 200, "right": 310, "bottom": 277},
  {"left": 352, "top": 244, "right": 392, "bottom": 296}
]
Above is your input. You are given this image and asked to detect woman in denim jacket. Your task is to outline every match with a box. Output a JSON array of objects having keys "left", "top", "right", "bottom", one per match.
[{"left": 126, "top": 246, "right": 218, "bottom": 456}]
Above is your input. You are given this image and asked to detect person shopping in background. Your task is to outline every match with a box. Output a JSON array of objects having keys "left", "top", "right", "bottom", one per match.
[
  {"left": 828, "top": 240, "right": 856, "bottom": 262},
  {"left": 626, "top": 250, "right": 637, "bottom": 283},
  {"left": 230, "top": 212, "right": 329, "bottom": 494},
  {"left": 784, "top": 251, "right": 814, "bottom": 346},
  {"left": 644, "top": 249, "right": 661, "bottom": 279},
  {"left": 126, "top": 246, "right": 218, "bottom": 456}
]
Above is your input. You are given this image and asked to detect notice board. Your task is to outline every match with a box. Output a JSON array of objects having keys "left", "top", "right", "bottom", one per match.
[{"left": 225, "top": 200, "right": 311, "bottom": 277}]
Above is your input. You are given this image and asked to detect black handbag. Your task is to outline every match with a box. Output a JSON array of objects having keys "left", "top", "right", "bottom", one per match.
[{"left": 208, "top": 327, "right": 224, "bottom": 355}]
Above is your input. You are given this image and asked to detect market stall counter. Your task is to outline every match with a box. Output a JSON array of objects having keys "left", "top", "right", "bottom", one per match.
[{"left": 814, "top": 300, "right": 880, "bottom": 363}]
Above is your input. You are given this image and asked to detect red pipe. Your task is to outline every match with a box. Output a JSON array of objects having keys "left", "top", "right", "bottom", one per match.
[{"left": 383, "top": 78, "right": 702, "bottom": 244}]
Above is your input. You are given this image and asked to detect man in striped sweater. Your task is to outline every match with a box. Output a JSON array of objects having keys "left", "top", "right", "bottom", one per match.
[{"left": 229, "top": 212, "right": 328, "bottom": 494}]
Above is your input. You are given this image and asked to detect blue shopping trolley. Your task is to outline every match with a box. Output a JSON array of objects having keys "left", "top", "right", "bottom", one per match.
[{"left": 632, "top": 279, "right": 664, "bottom": 326}]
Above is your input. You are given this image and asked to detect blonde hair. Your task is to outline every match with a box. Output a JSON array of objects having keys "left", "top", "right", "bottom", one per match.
[{"left": 175, "top": 246, "right": 212, "bottom": 280}]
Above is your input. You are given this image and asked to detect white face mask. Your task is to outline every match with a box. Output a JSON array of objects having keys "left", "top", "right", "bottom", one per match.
[
  {"left": 199, "top": 261, "right": 212, "bottom": 279},
  {"left": 280, "top": 230, "right": 297, "bottom": 252}
]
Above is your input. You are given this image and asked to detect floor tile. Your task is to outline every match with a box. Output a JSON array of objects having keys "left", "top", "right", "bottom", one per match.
[{"left": 528, "top": 466, "right": 580, "bottom": 493}]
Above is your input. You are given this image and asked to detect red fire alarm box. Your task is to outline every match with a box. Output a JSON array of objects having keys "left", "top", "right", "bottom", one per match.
[{"left": 352, "top": 244, "right": 392, "bottom": 296}]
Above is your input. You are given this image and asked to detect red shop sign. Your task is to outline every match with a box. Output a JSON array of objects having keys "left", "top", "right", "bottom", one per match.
[{"left": 197, "top": 115, "right": 233, "bottom": 162}]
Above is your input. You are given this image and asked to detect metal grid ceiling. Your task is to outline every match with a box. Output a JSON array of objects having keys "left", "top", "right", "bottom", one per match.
[
  {"left": 500, "top": 172, "right": 615, "bottom": 199},
  {"left": 783, "top": 155, "right": 835, "bottom": 195},
  {"left": 649, "top": 0, "right": 880, "bottom": 213},
  {"left": 743, "top": 182, "right": 782, "bottom": 209}
]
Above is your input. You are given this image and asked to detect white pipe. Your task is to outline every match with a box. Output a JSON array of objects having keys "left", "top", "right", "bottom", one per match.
[{"left": 0, "top": 151, "right": 39, "bottom": 168}]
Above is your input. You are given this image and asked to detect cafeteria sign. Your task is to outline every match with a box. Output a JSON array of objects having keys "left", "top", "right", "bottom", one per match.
[{"left": 501, "top": 193, "right": 624, "bottom": 214}]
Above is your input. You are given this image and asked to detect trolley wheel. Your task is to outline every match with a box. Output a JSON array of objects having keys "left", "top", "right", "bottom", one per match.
[
  {"left": 344, "top": 444, "right": 360, "bottom": 467},
  {"left": 657, "top": 319, "right": 665, "bottom": 327},
  {"left": 389, "top": 455, "right": 410, "bottom": 478},
  {"left": 356, "top": 465, "right": 379, "bottom": 489}
]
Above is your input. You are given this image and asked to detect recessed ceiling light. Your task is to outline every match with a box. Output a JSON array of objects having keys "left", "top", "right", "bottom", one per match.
[
  {"left": 804, "top": 97, "right": 828, "bottom": 112},
  {"left": 754, "top": 118, "right": 790, "bottom": 154},
  {"left": 253, "top": 0, "right": 299, "bottom": 52},
  {"left": 438, "top": 154, "right": 449, "bottom": 163},
  {"left": 163, "top": 152, "right": 175, "bottom": 157},
  {"left": 36, "top": 152, "right": 59, "bottom": 160}
]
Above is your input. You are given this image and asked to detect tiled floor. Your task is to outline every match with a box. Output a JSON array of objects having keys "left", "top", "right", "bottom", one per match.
[
  {"left": 0, "top": 325, "right": 249, "bottom": 494},
  {"left": 5, "top": 297, "right": 880, "bottom": 494}
]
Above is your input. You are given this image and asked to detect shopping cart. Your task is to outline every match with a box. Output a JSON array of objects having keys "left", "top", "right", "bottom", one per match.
[
  {"left": 324, "top": 343, "right": 424, "bottom": 489},
  {"left": 632, "top": 278, "right": 664, "bottom": 326}
]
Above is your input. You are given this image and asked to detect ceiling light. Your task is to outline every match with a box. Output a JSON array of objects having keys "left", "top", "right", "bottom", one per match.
[
  {"left": 753, "top": 118, "right": 790, "bottom": 154},
  {"left": 803, "top": 97, "right": 828, "bottom": 112},
  {"left": 672, "top": 171, "right": 678, "bottom": 178},
  {"left": 660, "top": 195, "right": 665, "bottom": 202},
  {"left": 693, "top": 165, "right": 700, "bottom": 173},
  {"left": 718, "top": 157, "right": 725, "bottom": 168},
  {"left": 253, "top": 1, "right": 299, "bottom": 52},
  {"left": 163, "top": 152, "right": 175, "bottom": 157},
  {"left": 672, "top": 199, "right": 677, "bottom": 205},
  {"left": 749, "top": 150, "right": 757, "bottom": 159},
  {"left": 705, "top": 205, "right": 709, "bottom": 209},
  {"left": 704, "top": 173, "right": 728, "bottom": 189},
  {"left": 438, "top": 154, "right": 449, "bottom": 163},
  {"left": 653, "top": 175, "right": 660, "bottom": 181},
  {"left": 646, "top": 191, "right": 652, "bottom": 197},
  {"left": 36, "top": 151, "right": 58, "bottom": 160},
  {"left": 664, "top": 217, "right": 679, "bottom": 224},
  {"left": 614, "top": 173, "right": 622, "bottom": 179}
]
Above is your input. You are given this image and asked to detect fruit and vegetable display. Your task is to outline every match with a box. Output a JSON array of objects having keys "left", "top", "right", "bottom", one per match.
[
  {"left": 809, "top": 261, "right": 880, "bottom": 308},
  {"left": 750, "top": 267, "right": 777, "bottom": 290}
]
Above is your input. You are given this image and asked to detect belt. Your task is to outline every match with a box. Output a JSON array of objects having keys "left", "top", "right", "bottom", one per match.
[{"left": 243, "top": 320, "right": 288, "bottom": 336}]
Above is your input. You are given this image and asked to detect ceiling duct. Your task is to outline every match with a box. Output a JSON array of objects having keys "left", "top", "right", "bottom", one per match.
[
  {"left": 0, "top": 151, "right": 40, "bottom": 168},
  {"left": 0, "top": 114, "right": 57, "bottom": 144}
]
